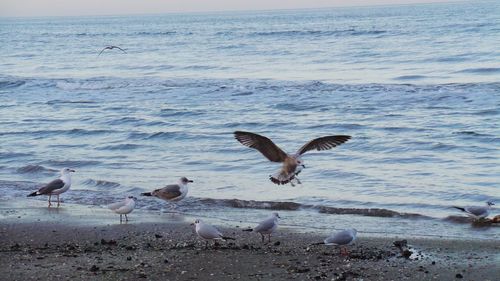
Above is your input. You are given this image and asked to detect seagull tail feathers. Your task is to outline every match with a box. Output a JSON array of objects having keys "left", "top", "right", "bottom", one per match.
[
  {"left": 269, "top": 171, "right": 294, "bottom": 186},
  {"left": 27, "top": 191, "right": 38, "bottom": 197},
  {"left": 221, "top": 236, "right": 235, "bottom": 241},
  {"left": 452, "top": 206, "right": 466, "bottom": 212}
]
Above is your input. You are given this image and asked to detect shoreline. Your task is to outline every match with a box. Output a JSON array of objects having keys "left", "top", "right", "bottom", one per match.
[{"left": 1, "top": 199, "right": 499, "bottom": 280}]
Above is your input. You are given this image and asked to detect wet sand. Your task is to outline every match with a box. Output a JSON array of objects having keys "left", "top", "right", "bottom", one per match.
[{"left": 1, "top": 199, "right": 499, "bottom": 281}]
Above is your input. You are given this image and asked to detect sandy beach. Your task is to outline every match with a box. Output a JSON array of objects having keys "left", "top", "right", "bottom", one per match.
[{"left": 1, "top": 199, "right": 498, "bottom": 281}]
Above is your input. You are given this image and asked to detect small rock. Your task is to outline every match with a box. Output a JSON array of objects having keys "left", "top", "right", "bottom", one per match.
[
  {"left": 456, "top": 273, "right": 463, "bottom": 279},
  {"left": 127, "top": 256, "right": 132, "bottom": 261},
  {"left": 274, "top": 241, "right": 281, "bottom": 246},
  {"left": 90, "top": 265, "right": 99, "bottom": 272},
  {"left": 155, "top": 234, "right": 163, "bottom": 239}
]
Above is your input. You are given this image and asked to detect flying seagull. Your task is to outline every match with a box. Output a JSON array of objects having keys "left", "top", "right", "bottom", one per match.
[
  {"left": 108, "top": 196, "right": 137, "bottom": 223},
  {"left": 27, "top": 168, "right": 75, "bottom": 207},
  {"left": 244, "top": 212, "right": 280, "bottom": 243},
  {"left": 98, "top": 45, "right": 127, "bottom": 56},
  {"left": 192, "top": 219, "right": 235, "bottom": 248},
  {"left": 234, "top": 131, "right": 351, "bottom": 186},
  {"left": 141, "top": 177, "right": 193, "bottom": 210},
  {"left": 322, "top": 228, "right": 358, "bottom": 256},
  {"left": 453, "top": 201, "right": 495, "bottom": 220}
]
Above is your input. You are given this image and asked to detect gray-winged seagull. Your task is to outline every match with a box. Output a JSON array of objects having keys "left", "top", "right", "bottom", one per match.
[
  {"left": 108, "top": 196, "right": 137, "bottom": 223},
  {"left": 192, "top": 219, "right": 235, "bottom": 247},
  {"left": 245, "top": 212, "right": 280, "bottom": 243},
  {"left": 27, "top": 168, "right": 75, "bottom": 207},
  {"left": 141, "top": 177, "right": 193, "bottom": 210},
  {"left": 234, "top": 131, "right": 351, "bottom": 186},
  {"left": 453, "top": 201, "right": 495, "bottom": 220},
  {"left": 324, "top": 228, "right": 358, "bottom": 255}
]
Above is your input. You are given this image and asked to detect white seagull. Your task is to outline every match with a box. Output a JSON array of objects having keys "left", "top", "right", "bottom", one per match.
[
  {"left": 141, "top": 177, "right": 193, "bottom": 210},
  {"left": 108, "top": 196, "right": 137, "bottom": 223},
  {"left": 234, "top": 131, "right": 351, "bottom": 186},
  {"left": 324, "top": 228, "right": 358, "bottom": 256},
  {"left": 193, "top": 219, "right": 235, "bottom": 247},
  {"left": 27, "top": 168, "right": 75, "bottom": 207},
  {"left": 453, "top": 201, "right": 495, "bottom": 220},
  {"left": 245, "top": 212, "right": 280, "bottom": 243}
]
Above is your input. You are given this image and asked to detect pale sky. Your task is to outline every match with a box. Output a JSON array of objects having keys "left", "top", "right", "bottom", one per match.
[{"left": 1, "top": 0, "right": 458, "bottom": 17}]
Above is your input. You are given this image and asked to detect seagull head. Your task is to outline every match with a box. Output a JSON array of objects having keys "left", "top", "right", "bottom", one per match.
[
  {"left": 272, "top": 212, "right": 281, "bottom": 219},
  {"left": 296, "top": 157, "right": 305, "bottom": 168},
  {"left": 191, "top": 219, "right": 201, "bottom": 226},
  {"left": 180, "top": 177, "right": 194, "bottom": 184},
  {"left": 61, "top": 168, "right": 76, "bottom": 175},
  {"left": 127, "top": 196, "right": 137, "bottom": 201}
]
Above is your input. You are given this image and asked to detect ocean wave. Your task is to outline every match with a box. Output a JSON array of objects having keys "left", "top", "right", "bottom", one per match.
[
  {"left": 455, "top": 67, "right": 500, "bottom": 74},
  {"left": 127, "top": 131, "right": 190, "bottom": 141},
  {"left": 0, "top": 152, "right": 32, "bottom": 160},
  {"left": 42, "top": 160, "right": 101, "bottom": 168},
  {"left": 46, "top": 100, "right": 97, "bottom": 105},
  {"left": 82, "top": 179, "right": 121, "bottom": 188},
  {"left": 248, "top": 29, "right": 386, "bottom": 37},
  {"left": 134, "top": 31, "right": 176, "bottom": 36},
  {"left": 16, "top": 165, "right": 57, "bottom": 174},
  {"left": 393, "top": 75, "right": 428, "bottom": 81},
  {"left": 96, "top": 143, "right": 143, "bottom": 151},
  {"left": 158, "top": 108, "right": 205, "bottom": 117},
  {"left": 0, "top": 79, "right": 25, "bottom": 89},
  {"left": 194, "top": 198, "right": 425, "bottom": 219}
]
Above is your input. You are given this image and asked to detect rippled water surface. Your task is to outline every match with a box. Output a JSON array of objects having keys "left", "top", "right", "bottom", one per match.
[{"left": 0, "top": 1, "right": 499, "bottom": 239}]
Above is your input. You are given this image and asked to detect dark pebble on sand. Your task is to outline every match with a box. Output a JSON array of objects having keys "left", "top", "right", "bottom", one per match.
[
  {"left": 274, "top": 241, "right": 281, "bottom": 246},
  {"left": 164, "top": 259, "right": 169, "bottom": 263},
  {"left": 432, "top": 261, "right": 436, "bottom": 265},
  {"left": 456, "top": 273, "right": 463, "bottom": 278},
  {"left": 402, "top": 249, "right": 412, "bottom": 259},
  {"left": 127, "top": 256, "right": 132, "bottom": 261},
  {"left": 125, "top": 245, "right": 136, "bottom": 250},
  {"left": 90, "top": 265, "right": 99, "bottom": 272},
  {"left": 154, "top": 234, "right": 163, "bottom": 238},
  {"left": 101, "top": 239, "right": 117, "bottom": 245}
]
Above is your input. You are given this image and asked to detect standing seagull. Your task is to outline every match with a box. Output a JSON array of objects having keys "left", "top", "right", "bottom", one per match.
[
  {"left": 453, "top": 201, "right": 495, "bottom": 220},
  {"left": 234, "top": 131, "right": 351, "bottom": 186},
  {"left": 98, "top": 45, "right": 127, "bottom": 56},
  {"left": 141, "top": 177, "right": 193, "bottom": 210},
  {"left": 108, "top": 196, "right": 137, "bottom": 223},
  {"left": 245, "top": 212, "right": 280, "bottom": 243},
  {"left": 193, "top": 219, "right": 235, "bottom": 247},
  {"left": 27, "top": 168, "right": 75, "bottom": 207},
  {"left": 323, "top": 228, "right": 358, "bottom": 256}
]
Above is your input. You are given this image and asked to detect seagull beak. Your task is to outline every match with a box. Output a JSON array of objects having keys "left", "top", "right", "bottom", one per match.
[
  {"left": 301, "top": 165, "right": 306, "bottom": 168},
  {"left": 188, "top": 180, "right": 194, "bottom": 183},
  {"left": 70, "top": 169, "right": 76, "bottom": 172}
]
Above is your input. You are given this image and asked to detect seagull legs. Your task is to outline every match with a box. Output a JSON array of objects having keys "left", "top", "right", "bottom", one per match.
[
  {"left": 295, "top": 177, "right": 302, "bottom": 185},
  {"left": 120, "top": 214, "right": 123, "bottom": 223},
  {"left": 268, "top": 234, "right": 272, "bottom": 243},
  {"left": 260, "top": 233, "right": 265, "bottom": 243},
  {"left": 48, "top": 195, "right": 52, "bottom": 207},
  {"left": 125, "top": 214, "right": 129, "bottom": 222},
  {"left": 57, "top": 194, "right": 60, "bottom": 207}
]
